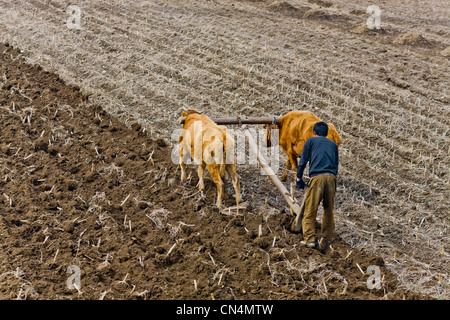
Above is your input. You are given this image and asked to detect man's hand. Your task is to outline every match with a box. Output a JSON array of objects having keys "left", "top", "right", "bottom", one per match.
[{"left": 296, "top": 177, "right": 305, "bottom": 189}]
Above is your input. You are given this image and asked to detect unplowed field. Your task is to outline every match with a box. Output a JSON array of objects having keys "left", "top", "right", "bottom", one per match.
[{"left": 0, "top": 0, "right": 448, "bottom": 300}]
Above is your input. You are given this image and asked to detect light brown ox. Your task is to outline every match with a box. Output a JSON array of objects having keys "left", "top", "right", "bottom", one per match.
[
  {"left": 263, "top": 110, "right": 342, "bottom": 181},
  {"left": 179, "top": 109, "right": 242, "bottom": 208}
]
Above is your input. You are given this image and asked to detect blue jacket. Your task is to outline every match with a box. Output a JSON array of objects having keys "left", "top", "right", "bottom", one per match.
[{"left": 296, "top": 136, "right": 339, "bottom": 179}]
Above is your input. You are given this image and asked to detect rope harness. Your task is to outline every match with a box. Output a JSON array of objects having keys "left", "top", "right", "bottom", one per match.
[{"left": 265, "top": 116, "right": 278, "bottom": 148}]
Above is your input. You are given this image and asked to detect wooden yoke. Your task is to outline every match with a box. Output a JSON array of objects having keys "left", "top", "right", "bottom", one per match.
[{"left": 179, "top": 116, "right": 282, "bottom": 125}]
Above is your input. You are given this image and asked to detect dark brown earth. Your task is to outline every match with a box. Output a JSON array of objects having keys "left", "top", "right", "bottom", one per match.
[{"left": 0, "top": 43, "right": 431, "bottom": 300}]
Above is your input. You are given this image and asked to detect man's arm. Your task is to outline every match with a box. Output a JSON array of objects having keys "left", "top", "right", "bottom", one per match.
[
  {"left": 335, "top": 147, "right": 339, "bottom": 175},
  {"left": 296, "top": 139, "right": 311, "bottom": 181}
]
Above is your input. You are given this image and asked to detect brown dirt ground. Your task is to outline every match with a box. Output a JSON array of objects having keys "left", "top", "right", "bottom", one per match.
[{"left": 0, "top": 43, "right": 431, "bottom": 300}]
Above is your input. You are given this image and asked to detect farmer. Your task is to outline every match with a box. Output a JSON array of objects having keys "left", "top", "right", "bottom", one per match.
[{"left": 295, "top": 121, "right": 339, "bottom": 250}]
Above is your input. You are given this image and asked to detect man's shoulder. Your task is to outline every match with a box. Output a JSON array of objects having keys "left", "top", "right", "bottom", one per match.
[
  {"left": 307, "top": 136, "right": 330, "bottom": 143},
  {"left": 309, "top": 136, "right": 338, "bottom": 147},
  {"left": 306, "top": 136, "right": 324, "bottom": 142}
]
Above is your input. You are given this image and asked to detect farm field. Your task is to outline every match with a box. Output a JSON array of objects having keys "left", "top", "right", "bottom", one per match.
[{"left": 0, "top": 0, "right": 449, "bottom": 300}]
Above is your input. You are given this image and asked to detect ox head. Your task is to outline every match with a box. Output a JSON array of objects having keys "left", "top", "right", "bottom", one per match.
[
  {"left": 181, "top": 108, "right": 201, "bottom": 118},
  {"left": 262, "top": 123, "right": 279, "bottom": 148}
]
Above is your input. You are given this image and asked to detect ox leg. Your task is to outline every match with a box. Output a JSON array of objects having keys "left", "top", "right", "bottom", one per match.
[
  {"left": 197, "top": 162, "right": 206, "bottom": 190},
  {"left": 226, "top": 164, "right": 242, "bottom": 205},
  {"left": 289, "top": 155, "right": 298, "bottom": 179},
  {"left": 180, "top": 153, "right": 187, "bottom": 182},
  {"left": 209, "top": 166, "right": 225, "bottom": 208},
  {"left": 280, "top": 158, "right": 290, "bottom": 181}
]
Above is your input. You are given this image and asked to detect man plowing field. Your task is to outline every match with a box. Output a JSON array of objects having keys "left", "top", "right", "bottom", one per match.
[{"left": 295, "top": 121, "right": 339, "bottom": 251}]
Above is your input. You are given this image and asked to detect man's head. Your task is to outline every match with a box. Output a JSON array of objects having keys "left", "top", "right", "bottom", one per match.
[{"left": 313, "top": 121, "right": 328, "bottom": 137}]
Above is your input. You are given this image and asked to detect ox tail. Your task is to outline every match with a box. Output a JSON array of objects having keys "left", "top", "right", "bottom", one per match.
[
  {"left": 203, "top": 128, "right": 228, "bottom": 178},
  {"left": 221, "top": 131, "right": 234, "bottom": 178},
  {"left": 221, "top": 129, "right": 238, "bottom": 178},
  {"left": 214, "top": 141, "right": 226, "bottom": 179},
  {"left": 219, "top": 162, "right": 226, "bottom": 179}
]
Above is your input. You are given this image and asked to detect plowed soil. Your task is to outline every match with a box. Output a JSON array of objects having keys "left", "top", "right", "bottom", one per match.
[{"left": 0, "top": 43, "right": 428, "bottom": 300}]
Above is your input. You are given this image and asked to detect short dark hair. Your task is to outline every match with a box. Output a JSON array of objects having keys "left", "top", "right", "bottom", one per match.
[{"left": 313, "top": 121, "right": 328, "bottom": 136}]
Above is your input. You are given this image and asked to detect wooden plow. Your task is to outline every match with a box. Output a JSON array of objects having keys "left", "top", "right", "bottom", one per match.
[{"left": 240, "top": 124, "right": 305, "bottom": 223}]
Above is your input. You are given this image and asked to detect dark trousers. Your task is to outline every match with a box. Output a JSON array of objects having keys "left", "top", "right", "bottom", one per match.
[{"left": 292, "top": 175, "right": 336, "bottom": 242}]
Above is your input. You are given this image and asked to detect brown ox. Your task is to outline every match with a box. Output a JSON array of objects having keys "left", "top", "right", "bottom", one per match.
[
  {"left": 263, "top": 110, "right": 342, "bottom": 181},
  {"left": 179, "top": 109, "right": 242, "bottom": 208}
]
